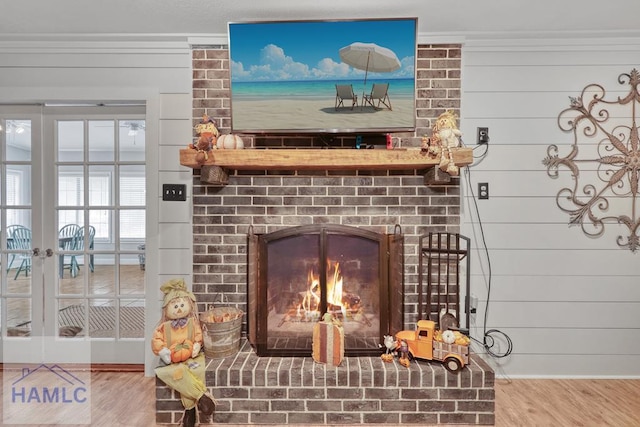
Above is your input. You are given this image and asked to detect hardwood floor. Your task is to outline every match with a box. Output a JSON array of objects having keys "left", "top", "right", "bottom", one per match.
[
  {"left": 495, "top": 378, "right": 640, "bottom": 427},
  {"left": 5, "top": 264, "right": 145, "bottom": 337},
  {"left": 2, "top": 372, "right": 636, "bottom": 426}
]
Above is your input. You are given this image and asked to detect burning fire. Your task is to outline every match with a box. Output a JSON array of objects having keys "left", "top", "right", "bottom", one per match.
[
  {"left": 278, "top": 259, "right": 370, "bottom": 327},
  {"left": 296, "top": 261, "right": 360, "bottom": 322}
]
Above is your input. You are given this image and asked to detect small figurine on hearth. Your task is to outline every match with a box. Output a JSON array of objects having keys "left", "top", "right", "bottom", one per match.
[
  {"left": 380, "top": 335, "right": 396, "bottom": 363},
  {"left": 398, "top": 339, "right": 411, "bottom": 368},
  {"left": 152, "top": 278, "right": 216, "bottom": 427}
]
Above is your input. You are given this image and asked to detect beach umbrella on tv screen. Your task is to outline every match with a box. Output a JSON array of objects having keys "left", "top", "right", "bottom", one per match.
[{"left": 339, "top": 42, "right": 401, "bottom": 85}]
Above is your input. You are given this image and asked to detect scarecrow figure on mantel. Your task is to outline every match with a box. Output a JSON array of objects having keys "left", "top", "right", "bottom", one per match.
[
  {"left": 188, "top": 114, "right": 219, "bottom": 163},
  {"left": 422, "top": 110, "right": 462, "bottom": 176},
  {"left": 152, "top": 278, "right": 216, "bottom": 427}
]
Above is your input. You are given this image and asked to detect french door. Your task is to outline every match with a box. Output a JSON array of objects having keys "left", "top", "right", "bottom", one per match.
[{"left": 0, "top": 105, "right": 146, "bottom": 364}]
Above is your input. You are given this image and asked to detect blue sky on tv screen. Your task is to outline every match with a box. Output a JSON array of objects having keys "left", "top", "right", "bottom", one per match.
[{"left": 229, "top": 19, "right": 416, "bottom": 83}]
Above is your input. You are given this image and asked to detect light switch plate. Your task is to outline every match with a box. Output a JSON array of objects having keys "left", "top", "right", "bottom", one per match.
[{"left": 162, "top": 184, "right": 187, "bottom": 201}]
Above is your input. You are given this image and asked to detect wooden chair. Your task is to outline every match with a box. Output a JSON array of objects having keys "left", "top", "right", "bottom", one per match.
[
  {"left": 8, "top": 225, "right": 32, "bottom": 279},
  {"left": 59, "top": 224, "right": 81, "bottom": 278},
  {"left": 64, "top": 225, "right": 96, "bottom": 278},
  {"left": 6, "top": 224, "right": 23, "bottom": 269}
]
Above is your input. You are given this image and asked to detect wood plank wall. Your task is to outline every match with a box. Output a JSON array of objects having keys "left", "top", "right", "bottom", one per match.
[{"left": 460, "top": 37, "right": 640, "bottom": 377}]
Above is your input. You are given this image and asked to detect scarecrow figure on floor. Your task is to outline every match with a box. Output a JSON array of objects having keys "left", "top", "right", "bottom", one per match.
[{"left": 152, "top": 279, "right": 216, "bottom": 427}]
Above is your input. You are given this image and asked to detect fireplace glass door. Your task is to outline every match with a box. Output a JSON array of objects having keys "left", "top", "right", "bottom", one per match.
[{"left": 248, "top": 224, "right": 403, "bottom": 357}]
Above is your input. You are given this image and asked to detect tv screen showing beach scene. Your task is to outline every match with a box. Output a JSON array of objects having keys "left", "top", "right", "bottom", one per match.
[{"left": 228, "top": 18, "right": 417, "bottom": 134}]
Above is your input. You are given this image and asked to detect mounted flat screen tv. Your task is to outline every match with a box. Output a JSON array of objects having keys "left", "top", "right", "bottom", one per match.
[{"left": 228, "top": 18, "right": 417, "bottom": 134}]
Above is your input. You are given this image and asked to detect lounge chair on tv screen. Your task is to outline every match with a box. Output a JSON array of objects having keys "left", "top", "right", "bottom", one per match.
[
  {"left": 335, "top": 84, "right": 358, "bottom": 110},
  {"left": 363, "top": 83, "right": 392, "bottom": 110}
]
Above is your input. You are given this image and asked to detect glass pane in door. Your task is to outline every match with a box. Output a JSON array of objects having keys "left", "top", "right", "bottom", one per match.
[
  {"left": 58, "top": 121, "right": 84, "bottom": 162},
  {"left": 6, "top": 119, "right": 32, "bottom": 162},
  {"left": 89, "top": 120, "right": 115, "bottom": 162},
  {"left": 119, "top": 120, "right": 145, "bottom": 161},
  {"left": 6, "top": 297, "right": 31, "bottom": 335},
  {"left": 55, "top": 115, "right": 146, "bottom": 346},
  {"left": 3, "top": 118, "right": 33, "bottom": 338}
]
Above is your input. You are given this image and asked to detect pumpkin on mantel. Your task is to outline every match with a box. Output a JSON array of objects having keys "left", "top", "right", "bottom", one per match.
[{"left": 216, "top": 134, "right": 244, "bottom": 149}]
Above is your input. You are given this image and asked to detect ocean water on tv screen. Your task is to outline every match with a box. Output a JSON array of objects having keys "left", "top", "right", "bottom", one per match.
[{"left": 231, "top": 78, "right": 414, "bottom": 101}]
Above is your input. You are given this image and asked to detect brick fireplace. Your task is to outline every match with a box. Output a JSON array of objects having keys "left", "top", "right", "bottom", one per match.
[
  {"left": 247, "top": 223, "right": 404, "bottom": 357},
  {"left": 154, "top": 44, "right": 495, "bottom": 425}
]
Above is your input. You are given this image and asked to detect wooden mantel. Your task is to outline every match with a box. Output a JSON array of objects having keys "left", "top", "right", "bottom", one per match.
[{"left": 179, "top": 147, "right": 473, "bottom": 171}]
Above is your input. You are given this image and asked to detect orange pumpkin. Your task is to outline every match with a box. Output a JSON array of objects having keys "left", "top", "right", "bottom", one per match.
[{"left": 170, "top": 339, "right": 194, "bottom": 363}]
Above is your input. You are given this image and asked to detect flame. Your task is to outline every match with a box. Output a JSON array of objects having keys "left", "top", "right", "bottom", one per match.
[
  {"left": 301, "top": 260, "right": 347, "bottom": 319},
  {"left": 327, "top": 261, "right": 347, "bottom": 319},
  {"left": 278, "top": 258, "right": 368, "bottom": 327}
]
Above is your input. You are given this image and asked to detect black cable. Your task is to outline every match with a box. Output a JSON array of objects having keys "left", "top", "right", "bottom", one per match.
[
  {"left": 463, "top": 153, "right": 513, "bottom": 359},
  {"left": 472, "top": 142, "right": 489, "bottom": 158}
]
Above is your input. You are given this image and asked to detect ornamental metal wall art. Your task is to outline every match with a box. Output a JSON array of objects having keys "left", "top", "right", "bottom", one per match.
[{"left": 543, "top": 69, "right": 640, "bottom": 252}]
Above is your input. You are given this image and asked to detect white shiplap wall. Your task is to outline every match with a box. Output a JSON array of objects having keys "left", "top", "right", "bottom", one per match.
[
  {"left": 0, "top": 37, "right": 194, "bottom": 376},
  {"left": 460, "top": 37, "right": 640, "bottom": 378}
]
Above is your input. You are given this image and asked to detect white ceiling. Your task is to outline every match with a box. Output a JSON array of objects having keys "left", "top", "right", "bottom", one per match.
[{"left": 1, "top": 0, "right": 640, "bottom": 40}]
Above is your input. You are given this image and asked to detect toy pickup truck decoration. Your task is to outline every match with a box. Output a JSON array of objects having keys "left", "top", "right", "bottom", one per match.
[{"left": 395, "top": 319, "right": 470, "bottom": 373}]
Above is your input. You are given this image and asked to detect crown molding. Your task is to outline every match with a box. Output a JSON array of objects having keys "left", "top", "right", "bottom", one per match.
[
  {"left": 0, "top": 33, "right": 191, "bottom": 52},
  {"left": 2, "top": 29, "right": 640, "bottom": 51}
]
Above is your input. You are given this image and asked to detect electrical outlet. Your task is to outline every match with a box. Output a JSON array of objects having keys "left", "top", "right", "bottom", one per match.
[
  {"left": 162, "top": 184, "right": 187, "bottom": 201},
  {"left": 470, "top": 294, "right": 479, "bottom": 313},
  {"left": 478, "top": 182, "right": 489, "bottom": 200},
  {"left": 477, "top": 127, "right": 489, "bottom": 144}
]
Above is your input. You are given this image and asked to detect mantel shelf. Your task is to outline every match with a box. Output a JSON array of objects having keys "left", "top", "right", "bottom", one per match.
[{"left": 179, "top": 147, "right": 473, "bottom": 171}]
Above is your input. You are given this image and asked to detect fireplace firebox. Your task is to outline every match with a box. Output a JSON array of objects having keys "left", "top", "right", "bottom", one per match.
[{"left": 247, "top": 224, "right": 404, "bottom": 357}]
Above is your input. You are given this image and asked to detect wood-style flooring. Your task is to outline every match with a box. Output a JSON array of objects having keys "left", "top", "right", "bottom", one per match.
[
  {"left": 5, "top": 264, "right": 145, "bottom": 335},
  {"left": 1, "top": 371, "right": 637, "bottom": 426}
]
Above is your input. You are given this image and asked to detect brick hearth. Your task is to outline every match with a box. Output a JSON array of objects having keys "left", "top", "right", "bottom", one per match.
[{"left": 155, "top": 340, "right": 495, "bottom": 425}]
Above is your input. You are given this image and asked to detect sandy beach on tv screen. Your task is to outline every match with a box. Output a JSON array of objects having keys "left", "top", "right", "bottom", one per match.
[{"left": 232, "top": 97, "right": 415, "bottom": 132}]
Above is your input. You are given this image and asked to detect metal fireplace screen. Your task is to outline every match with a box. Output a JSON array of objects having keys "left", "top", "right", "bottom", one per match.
[{"left": 247, "top": 224, "right": 404, "bottom": 357}]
